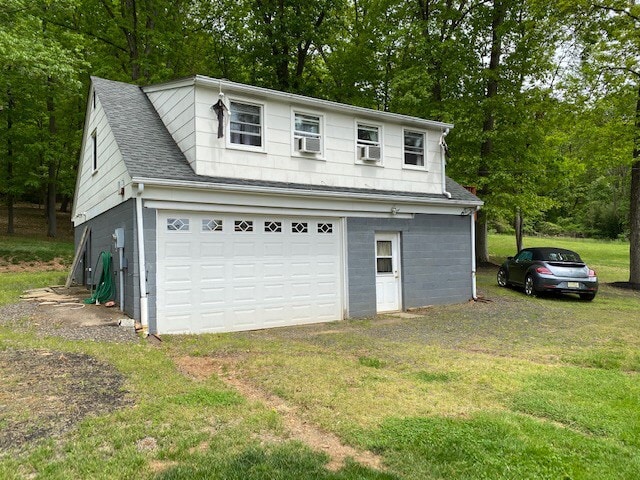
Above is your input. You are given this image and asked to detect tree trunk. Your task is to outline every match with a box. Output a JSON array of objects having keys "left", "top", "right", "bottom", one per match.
[
  {"left": 60, "top": 195, "right": 71, "bottom": 213},
  {"left": 476, "top": 0, "right": 507, "bottom": 264},
  {"left": 515, "top": 207, "right": 523, "bottom": 252},
  {"left": 46, "top": 76, "right": 57, "bottom": 238},
  {"left": 6, "top": 89, "right": 14, "bottom": 235},
  {"left": 629, "top": 83, "right": 640, "bottom": 286},
  {"left": 475, "top": 212, "right": 489, "bottom": 265}
]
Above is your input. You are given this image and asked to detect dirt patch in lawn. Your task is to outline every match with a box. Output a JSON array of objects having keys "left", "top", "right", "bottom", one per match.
[
  {"left": 0, "top": 349, "right": 131, "bottom": 455},
  {"left": 174, "top": 355, "right": 384, "bottom": 472},
  {"left": 0, "top": 259, "right": 68, "bottom": 273}
]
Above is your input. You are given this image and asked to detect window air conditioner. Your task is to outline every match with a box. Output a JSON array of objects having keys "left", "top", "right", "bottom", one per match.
[
  {"left": 297, "top": 136, "right": 321, "bottom": 153},
  {"left": 359, "top": 145, "right": 381, "bottom": 161}
]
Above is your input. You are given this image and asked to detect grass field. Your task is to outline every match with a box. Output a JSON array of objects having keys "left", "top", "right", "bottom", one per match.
[
  {"left": 0, "top": 235, "right": 74, "bottom": 267},
  {"left": 0, "top": 234, "right": 639, "bottom": 479}
]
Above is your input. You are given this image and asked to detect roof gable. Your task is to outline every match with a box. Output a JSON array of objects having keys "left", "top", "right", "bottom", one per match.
[{"left": 91, "top": 77, "right": 195, "bottom": 181}]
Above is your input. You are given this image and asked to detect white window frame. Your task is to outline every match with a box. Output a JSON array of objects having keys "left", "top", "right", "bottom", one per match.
[
  {"left": 226, "top": 99, "right": 266, "bottom": 152},
  {"left": 355, "top": 120, "right": 383, "bottom": 166},
  {"left": 402, "top": 128, "right": 427, "bottom": 170},
  {"left": 291, "top": 109, "right": 324, "bottom": 159},
  {"left": 91, "top": 128, "right": 98, "bottom": 173}
]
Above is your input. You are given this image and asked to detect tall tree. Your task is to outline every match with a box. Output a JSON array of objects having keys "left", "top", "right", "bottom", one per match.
[
  {"left": 565, "top": 0, "right": 640, "bottom": 285},
  {"left": 0, "top": 0, "right": 85, "bottom": 236}
]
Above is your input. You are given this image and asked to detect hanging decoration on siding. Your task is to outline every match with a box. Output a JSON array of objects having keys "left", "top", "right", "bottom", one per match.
[
  {"left": 439, "top": 132, "right": 450, "bottom": 158},
  {"left": 212, "top": 99, "right": 228, "bottom": 138}
]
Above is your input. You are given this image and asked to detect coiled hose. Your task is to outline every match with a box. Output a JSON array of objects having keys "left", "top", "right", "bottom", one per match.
[{"left": 84, "top": 251, "right": 115, "bottom": 305}]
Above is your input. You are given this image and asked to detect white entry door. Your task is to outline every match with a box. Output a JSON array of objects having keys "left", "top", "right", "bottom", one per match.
[{"left": 375, "top": 232, "right": 401, "bottom": 312}]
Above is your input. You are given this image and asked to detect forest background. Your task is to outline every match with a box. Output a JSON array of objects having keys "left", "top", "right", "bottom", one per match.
[{"left": 1, "top": 0, "right": 640, "bottom": 281}]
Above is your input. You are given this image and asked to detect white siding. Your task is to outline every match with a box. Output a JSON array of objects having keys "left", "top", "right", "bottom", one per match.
[
  {"left": 146, "top": 86, "right": 196, "bottom": 166},
  {"left": 190, "top": 86, "right": 445, "bottom": 194},
  {"left": 73, "top": 90, "right": 131, "bottom": 226}
]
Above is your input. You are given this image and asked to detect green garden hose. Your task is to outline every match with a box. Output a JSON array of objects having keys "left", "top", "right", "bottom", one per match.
[{"left": 84, "top": 251, "right": 115, "bottom": 305}]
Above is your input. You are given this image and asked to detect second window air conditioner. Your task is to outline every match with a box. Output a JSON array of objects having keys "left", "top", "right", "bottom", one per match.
[
  {"left": 297, "top": 136, "right": 321, "bottom": 153},
  {"left": 359, "top": 145, "right": 381, "bottom": 162}
]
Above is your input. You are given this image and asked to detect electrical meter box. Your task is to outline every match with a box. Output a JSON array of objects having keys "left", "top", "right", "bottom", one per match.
[{"left": 114, "top": 228, "right": 125, "bottom": 248}]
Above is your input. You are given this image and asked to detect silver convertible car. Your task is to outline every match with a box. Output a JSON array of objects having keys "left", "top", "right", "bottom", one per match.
[{"left": 497, "top": 247, "right": 598, "bottom": 301}]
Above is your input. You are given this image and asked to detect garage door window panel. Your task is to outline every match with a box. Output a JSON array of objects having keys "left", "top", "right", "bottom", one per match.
[
  {"left": 167, "top": 218, "right": 190, "bottom": 232},
  {"left": 202, "top": 219, "right": 223, "bottom": 232},
  {"left": 235, "top": 220, "right": 254, "bottom": 232},
  {"left": 264, "top": 221, "right": 282, "bottom": 233},
  {"left": 292, "top": 222, "right": 308, "bottom": 233},
  {"left": 318, "top": 223, "right": 333, "bottom": 233}
]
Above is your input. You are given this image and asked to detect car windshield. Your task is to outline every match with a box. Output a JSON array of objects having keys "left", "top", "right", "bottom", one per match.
[{"left": 543, "top": 250, "right": 582, "bottom": 262}]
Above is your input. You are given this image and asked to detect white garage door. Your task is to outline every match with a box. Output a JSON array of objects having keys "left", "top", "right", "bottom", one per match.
[{"left": 156, "top": 212, "right": 343, "bottom": 334}]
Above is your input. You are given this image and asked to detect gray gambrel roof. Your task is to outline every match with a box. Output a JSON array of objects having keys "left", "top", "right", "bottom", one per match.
[{"left": 91, "top": 76, "right": 481, "bottom": 205}]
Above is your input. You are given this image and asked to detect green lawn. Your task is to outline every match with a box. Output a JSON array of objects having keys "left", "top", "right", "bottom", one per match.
[
  {"left": 1, "top": 235, "right": 639, "bottom": 479},
  {"left": 0, "top": 235, "right": 74, "bottom": 266}
]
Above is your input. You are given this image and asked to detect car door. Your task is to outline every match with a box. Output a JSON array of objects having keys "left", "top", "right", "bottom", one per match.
[{"left": 510, "top": 250, "right": 533, "bottom": 286}]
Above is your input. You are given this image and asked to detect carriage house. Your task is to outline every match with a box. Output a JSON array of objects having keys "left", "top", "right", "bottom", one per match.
[{"left": 71, "top": 75, "right": 482, "bottom": 335}]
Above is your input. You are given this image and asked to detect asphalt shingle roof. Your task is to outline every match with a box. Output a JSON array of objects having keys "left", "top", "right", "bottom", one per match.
[{"left": 92, "top": 76, "right": 481, "bottom": 205}]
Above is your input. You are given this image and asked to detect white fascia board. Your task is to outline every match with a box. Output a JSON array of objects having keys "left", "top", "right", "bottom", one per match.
[
  {"left": 142, "top": 75, "right": 454, "bottom": 132},
  {"left": 133, "top": 178, "right": 480, "bottom": 216},
  {"left": 144, "top": 200, "right": 418, "bottom": 218}
]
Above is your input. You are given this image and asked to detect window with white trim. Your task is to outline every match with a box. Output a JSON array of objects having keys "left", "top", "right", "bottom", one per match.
[
  {"left": 356, "top": 123, "right": 382, "bottom": 163},
  {"left": 294, "top": 112, "right": 322, "bottom": 154},
  {"left": 230, "top": 101, "right": 262, "bottom": 147},
  {"left": 403, "top": 130, "right": 425, "bottom": 167}
]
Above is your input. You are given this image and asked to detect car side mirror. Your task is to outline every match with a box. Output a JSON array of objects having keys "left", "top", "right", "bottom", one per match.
[{"left": 507, "top": 256, "right": 513, "bottom": 261}]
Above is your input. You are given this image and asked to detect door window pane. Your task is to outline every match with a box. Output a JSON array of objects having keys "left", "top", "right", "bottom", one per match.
[
  {"left": 377, "top": 258, "right": 393, "bottom": 273},
  {"left": 377, "top": 240, "right": 392, "bottom": 257}
]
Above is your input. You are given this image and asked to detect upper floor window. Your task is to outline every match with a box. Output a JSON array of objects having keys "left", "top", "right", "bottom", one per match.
[
  {"left": 294, "top": 112, "right": 322, "bottom": 154},
  {"left": 230, "top": 101, "right": 262, "bottom": 147},
  {"left": 356, "top": 123, "right": 382, "bottom": 163},
  {"left": 404, "top": 130, "right": 425, "bottom": 168},
  {"left": 91, "top": 129, "right": 98, "bottom": 172}
]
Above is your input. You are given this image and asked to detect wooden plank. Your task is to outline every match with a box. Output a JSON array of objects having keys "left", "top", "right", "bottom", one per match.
[{"left": 65, "top": 226, "right": 91, "bottom": 288}]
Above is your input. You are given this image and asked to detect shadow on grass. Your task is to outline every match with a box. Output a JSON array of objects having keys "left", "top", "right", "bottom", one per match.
[{"left": 156, "top": 441, "right": 397, "bottom": 480}]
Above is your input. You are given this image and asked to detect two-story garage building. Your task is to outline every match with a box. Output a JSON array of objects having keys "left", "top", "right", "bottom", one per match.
[{"left": 72, "top": 75, "right": 482, "bottom": 335}]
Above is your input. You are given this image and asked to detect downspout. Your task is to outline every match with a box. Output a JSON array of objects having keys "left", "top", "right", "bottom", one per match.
[
  {"left": 440, "top": 129, "right": 452, "bottom": 199},
  {"left": 135, "top": 183, "right": 149, "bottom": 334},
  {"left": 470, "top": 207, "right": 479, "bottom": 300}
]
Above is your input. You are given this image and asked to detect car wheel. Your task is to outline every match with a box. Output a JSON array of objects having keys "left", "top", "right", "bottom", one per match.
[
  {"left": 524, "top": 275, "right": 536, "bottom": 297},
  {"left": 580, "top": 293, "right": 596, "bottom": 301},
  {"left": 497, "top": 268, "right": 508, "bottom": 287}
]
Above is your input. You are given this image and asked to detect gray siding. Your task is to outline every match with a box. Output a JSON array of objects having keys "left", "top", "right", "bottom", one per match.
[
  {"left": 346, "top": 214, "right": 472, "bottom": 317},
  {"left": 74, "top": 200, "right": 136, "bottom": 318},
  {"left": 73, "top": 199, "right": 157, "bottom": 327}
]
